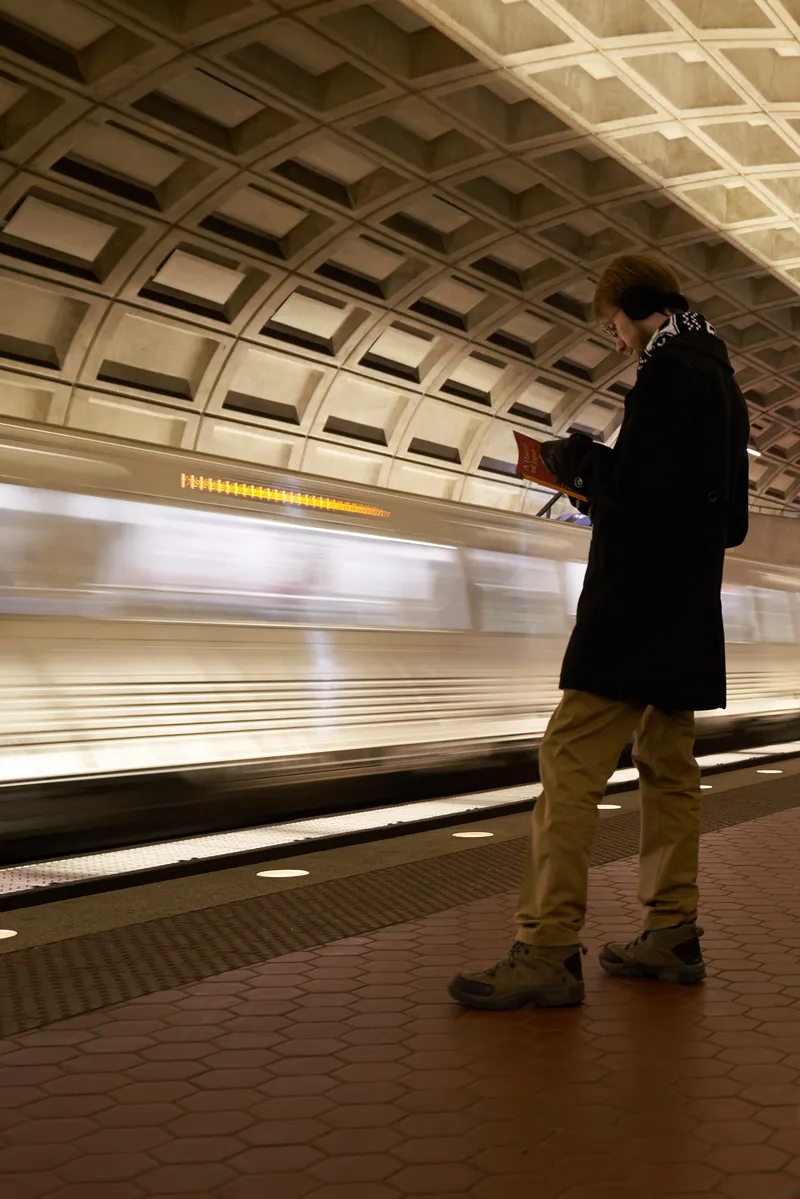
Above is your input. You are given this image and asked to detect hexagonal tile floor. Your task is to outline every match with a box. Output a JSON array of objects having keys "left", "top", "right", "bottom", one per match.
[{"left": 2, "top": 808, "right": 800, "bottom": 1198}]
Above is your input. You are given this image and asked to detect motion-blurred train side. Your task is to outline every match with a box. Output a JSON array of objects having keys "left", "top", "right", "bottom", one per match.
[{"left": 0, "top": 420, "right": 798, "bottom": 863}]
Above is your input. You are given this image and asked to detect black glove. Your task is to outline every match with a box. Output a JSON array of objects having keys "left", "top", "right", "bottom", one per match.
[
  {"left": 540, "top": 432, "right": 593, "bottom": 483},
  {"left": 540, "top": 438, "right": 566, "bottom": 477}
]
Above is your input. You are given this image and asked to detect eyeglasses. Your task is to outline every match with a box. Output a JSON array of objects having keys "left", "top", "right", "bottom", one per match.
[{"left": 601, "top": 308, "right": 620, "bottom": 340}]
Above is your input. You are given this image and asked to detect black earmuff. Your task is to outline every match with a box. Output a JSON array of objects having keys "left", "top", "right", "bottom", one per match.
[{"left": 619, "top": 285, "right": 689, "bottom": 321}]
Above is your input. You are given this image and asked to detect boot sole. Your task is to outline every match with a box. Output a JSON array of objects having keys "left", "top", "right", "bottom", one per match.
[
  {"left": 447, "top": 979, "right": 585, "bottom": 1010},
  {"left": 599, "top": 959, "right": 706, "bottom": 985}
]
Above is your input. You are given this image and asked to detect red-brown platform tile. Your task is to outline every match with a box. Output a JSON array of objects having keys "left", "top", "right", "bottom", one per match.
[
  {"left": 48, "top": 1185, "right": 142, "bottom": 1199},
  {"left": 3, "top": 807, "right": 800, "bottom": 1197},
  {"left": 716, "top": 1176, "right": 800, "bottom": 1199},
  {"left": 222, "top": 1178, "right": 316, "bottom": 1199}
]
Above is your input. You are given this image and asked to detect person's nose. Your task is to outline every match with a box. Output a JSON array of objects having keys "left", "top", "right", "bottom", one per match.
[{"left": 615, "top": 333, "right": 627, "bottom": 354}]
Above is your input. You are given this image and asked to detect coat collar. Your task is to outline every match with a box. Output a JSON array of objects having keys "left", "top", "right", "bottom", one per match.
[{"left": 637, "top": 310, "right": 716, "bottom": 373}]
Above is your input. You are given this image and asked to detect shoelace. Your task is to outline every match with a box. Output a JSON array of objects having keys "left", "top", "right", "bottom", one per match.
[
  {"left": 486, "top": 942, "right": 588, "bottom": 975},
  {"left": 621, "top": 925, "right": 701, "bottom": 953},
  {"left": 483, "top": 945, "right": 522, "bottom": 978},
  {"left": 621, "top": 932, "right": 652, "bottom": 953}
]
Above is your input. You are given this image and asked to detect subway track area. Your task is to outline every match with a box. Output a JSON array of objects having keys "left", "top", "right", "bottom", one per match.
[{"left": 1, "top": 759, "right": 800, "bottom": 1199}]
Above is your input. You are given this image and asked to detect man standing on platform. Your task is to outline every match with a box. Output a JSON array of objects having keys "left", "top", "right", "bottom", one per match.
[{"left": 448, "top": 253, "right": 750, "bottom": 1010}]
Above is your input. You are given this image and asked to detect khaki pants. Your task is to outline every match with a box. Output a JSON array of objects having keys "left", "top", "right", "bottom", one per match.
[{"left": 516, "top": 689, "right": 701, "bottom": 946}]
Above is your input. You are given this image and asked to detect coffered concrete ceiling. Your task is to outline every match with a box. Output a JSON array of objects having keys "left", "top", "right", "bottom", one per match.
[{"left": 0, "top": 0, "right": 799, "bottom": 513}]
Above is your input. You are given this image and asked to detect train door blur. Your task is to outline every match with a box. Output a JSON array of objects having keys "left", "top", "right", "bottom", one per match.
[{"left": 0, "top": 484, "right": 124, "bottom": 616}]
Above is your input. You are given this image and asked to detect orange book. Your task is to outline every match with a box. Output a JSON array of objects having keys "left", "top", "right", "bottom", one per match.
[{"left": 513, "top": 431, "right": 586, "bottom": 502}]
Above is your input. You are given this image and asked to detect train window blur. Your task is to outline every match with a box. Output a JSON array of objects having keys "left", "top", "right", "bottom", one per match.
[
  {"left": 559, "top": 561, "right": 587, "bottom": 620},
  {"left": 721, "top": 586, "right": 757, "bottom": 643},
  {"left": 322, "top": 535, "right": 469, "bottom": 630},
  {"left": 752, "top": 587, "right": 796, "bottom": 644},
  {"left": 0, "top": 486, "right": 124, "bottom": 613},
  {"left": 466, "top": 550, "right": 565, "bottom": 635},
  {"left": 0, "top": 483, "right": 470, "bottom": 631}
]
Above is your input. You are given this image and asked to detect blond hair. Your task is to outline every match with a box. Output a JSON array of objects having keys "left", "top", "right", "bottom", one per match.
[{"left": 593, "top": 254, "right": 683, "bottom": 320}]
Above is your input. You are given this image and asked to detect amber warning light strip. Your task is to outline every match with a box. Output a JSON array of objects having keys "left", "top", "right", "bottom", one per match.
[{"left": 180, "top": 473, "right": 391, "bottom": 518}]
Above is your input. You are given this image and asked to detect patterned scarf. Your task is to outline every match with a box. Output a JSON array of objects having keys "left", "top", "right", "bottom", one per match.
[{"left": 637, "top": 310, "right": 716, "bottom": 373}]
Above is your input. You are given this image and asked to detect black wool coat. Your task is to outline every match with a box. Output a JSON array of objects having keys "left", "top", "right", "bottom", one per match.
[{"left": 554, "top": 325, "right": 750, "bottom": 713}]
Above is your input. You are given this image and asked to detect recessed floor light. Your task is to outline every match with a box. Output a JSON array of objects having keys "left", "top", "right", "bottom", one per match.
[
  {"left": 0, "top": 929, "right": 18, "bottom": 939},
  {"left": 757, "top": 769, "right": 782, "bottom": 774},
  {"left": 597, "top": 804, "right": 621, "bottom": 810},
  {"left": 700, "top": 785, "right": 713, "bottom": 790},
  {"left": 8, "top": 749, "right": 797, "bottom": 901},
  {"left": 257, "top": 869, "right": 309, "bottom": 878},
  {"left": 452, "top": 831, "right": 494, "bottom": 838}
]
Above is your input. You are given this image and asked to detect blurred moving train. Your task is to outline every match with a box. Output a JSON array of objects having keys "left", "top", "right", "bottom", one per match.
[{"left": 0, "top": 419, "right": 799, "bottom": 864}]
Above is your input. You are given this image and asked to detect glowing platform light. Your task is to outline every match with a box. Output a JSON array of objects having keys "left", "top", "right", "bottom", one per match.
[
  {"left": 2, "top": 740, "right": 798, "bottom": 899},
  {"left": 257, "top": 869, "right": 309, "bottom": 878},
  {"left": 0, "top": 929, "right": 18, "bottom": 939},
  {"left": 180, "top": 473, "right": 390, "bottom": 518},
  {"left": 452, "top": 830, "right": 494, "bottom": 838}
]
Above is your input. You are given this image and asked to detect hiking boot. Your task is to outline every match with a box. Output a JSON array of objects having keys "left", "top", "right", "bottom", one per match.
[
  {"left": 447, "top": 941, "right": 586, "bottom": 1010},
  {"left": 599, "top": 923, "right": 705, "bottom": 985}
]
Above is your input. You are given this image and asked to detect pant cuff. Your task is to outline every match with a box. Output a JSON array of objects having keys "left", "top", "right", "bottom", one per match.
[
  {"left": 516, "top": 927, "right": 581, "bottom": 948},
  {"left": 642, "top": 916, "right": 698, "bottom": 931}
]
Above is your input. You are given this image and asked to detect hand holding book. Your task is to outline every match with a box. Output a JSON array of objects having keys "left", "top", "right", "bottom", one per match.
[{"left": 513, "top": 430, "right": 587, "bottom": 502}]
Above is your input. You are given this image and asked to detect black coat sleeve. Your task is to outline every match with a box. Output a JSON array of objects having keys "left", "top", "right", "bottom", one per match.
[{"left": 556, "top": 357, "right": 711, "bottom": 514}]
